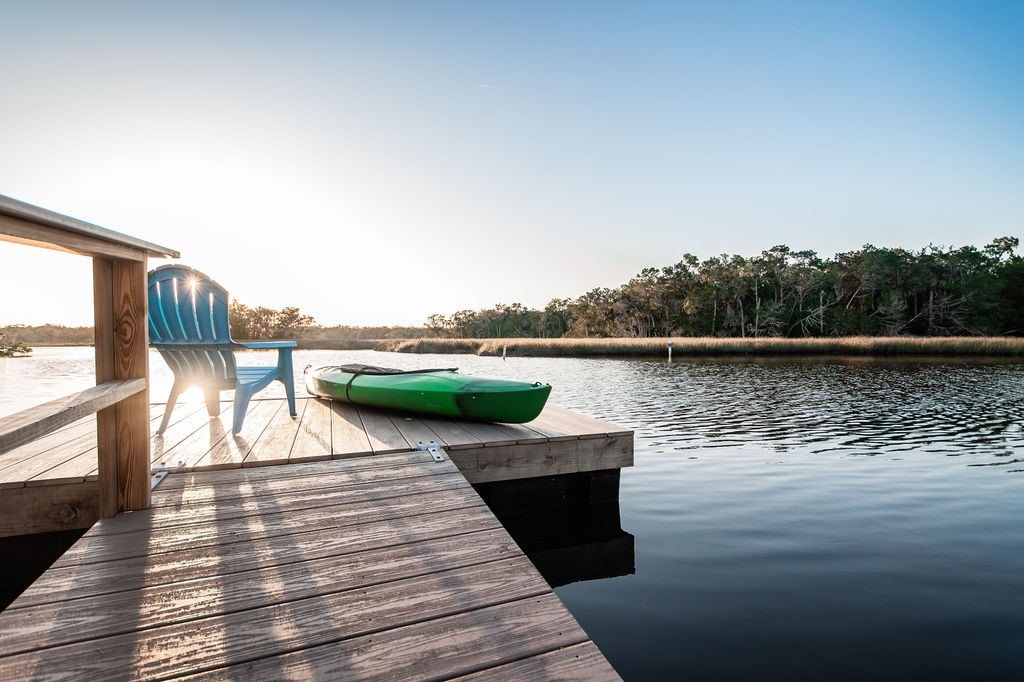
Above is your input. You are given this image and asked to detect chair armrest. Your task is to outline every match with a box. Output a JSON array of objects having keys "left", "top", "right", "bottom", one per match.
[{"left": 237, "top": 341, "right": 297, "bottom": 349}]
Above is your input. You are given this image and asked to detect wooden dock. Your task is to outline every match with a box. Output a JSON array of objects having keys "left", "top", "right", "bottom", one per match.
[
  {"left": 0, "top": 397, "right": 633, "bottom": 537},
  {"left": 0, "top": 397, "right": 632, "bottom": 679}
]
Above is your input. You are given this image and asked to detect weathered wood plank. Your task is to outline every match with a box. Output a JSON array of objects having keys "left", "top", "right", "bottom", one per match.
[
  {"left": 53, "top": 484, "right": 485, "bottom": 566},
  {"left": 388, "top": 414, "right": 442, "bottom": 449},
  {"left": 176, "top": 594, "right": 589, "bottom": 682},
  {"left": 153, "top": 450, "right": 446, "bottom": 492},
  {"left": 187, "top": 399, "right": 279, "bottom": 470},
  {"left": 147, "top": 461, "right": 455, "bottom": 510},
  {"left": 449, "top": 433, "right": 634, "bottom": 484},
  {"left": 243, "top": 398, "right": 301, "bottom": 466},
  {"left": 357, "top": 408, "right": 411, "bottom": 454},
  {"left": 0, "top": 430, "right": 96, "bottom": 488},
  {"left": 451, "top": 641, "right": 621, "bottom": 681},
  {"left": 22, "top": 439, "right": 100, "bottom": 486},
  {"left": 81, "top": 405, "right": 199, "bottom": 481},
  {"left": 419, "top": 417, "right": 484, "bottom": 449},
  {"left": 327, "top": 399, "right": 373, "bottom": 457},
  {"left": 0, "top": 529, "right": 522, "bottom": 656},
  {"left": 490, "top": 421, "right": 553, "bottom": 445},
  {"left": 289, "top": 396, "right": 333, "bottom": 462},
  {"left": 0, "top": 481, "right": 99, "bottom": 537},
  {"left": 532, "top": 403, "right": 630, "bottom": 438},
  {"left": 0, "top": 562, "right": 554, "bottom": 680},
  {"left": 0, "top": 413, "right": 94, "bottom": 477},
  {"left": 155, "top": 400, "right": 252, "bottom": 469},
  {"left": 1, "top": 402, "right": 169, "bottom": 487},
  {"left": 14, "top": 505, "right": 501, "bottom": 608},
  {"left": 12, "top": 398, "right": 164, "bottom": 488},
  {"left": 455, "top": 420, "right": 521, "bottom": 447},
  {"left": 149, "top": 401, "right": 212, "bottom": 467},
  {"left": 0, "top": 379, "right": 145, "bottom": 456},
  {"left": 91, "top": 471, "right": 473, "bottom": 536}
]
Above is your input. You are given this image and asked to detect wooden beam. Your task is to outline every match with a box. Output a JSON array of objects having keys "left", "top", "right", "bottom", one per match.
[
  {"left": 0, "top": 481, "right": 99, "bottom": 538},
  {"left": 0, "top": 213, "right": 148, "bottom": 261},
  {"left": 0, "top": 380, "right": 147, "bottom": 456},
  {"left": 447, "top": 433, "right": 634, "bottom": 484},
  {"left": 0, "top": 194, "right": 178, "bottom": 258}
]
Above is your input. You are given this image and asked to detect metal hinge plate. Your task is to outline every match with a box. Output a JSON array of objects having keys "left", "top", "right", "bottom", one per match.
[
  {"left": 415, "top": 441, "right": 447, "bottom": 462},
  {"left": 151, "top": 464, "right": 185, "bottom": 490}
]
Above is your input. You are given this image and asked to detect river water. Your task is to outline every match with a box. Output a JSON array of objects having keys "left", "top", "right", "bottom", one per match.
[{"left": 3, "top": 348, "right": 1024, "bottom": 680}]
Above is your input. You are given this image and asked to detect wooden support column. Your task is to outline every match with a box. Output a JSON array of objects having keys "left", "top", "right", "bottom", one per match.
[
  {"left": 94, "top": 257, "right": 151, "bottom": 515},
  {"left": 93, "top": 258, "right": 118, "bottom": 518}
]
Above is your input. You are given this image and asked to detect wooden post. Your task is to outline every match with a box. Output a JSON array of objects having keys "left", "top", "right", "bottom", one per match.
[
  {"left": 94, "top": 257, "right": 151, "bottom": 514},
  {"left": 93, "top": 258, "right": 118, "bottom": 518},
  {"left": 114, "top": 258, "right": 151, "bottom": 511}
]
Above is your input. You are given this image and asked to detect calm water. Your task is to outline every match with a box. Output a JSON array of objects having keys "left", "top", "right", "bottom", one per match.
[{"left": 3, "top": 348, "right": 1024, "bottom": 680}]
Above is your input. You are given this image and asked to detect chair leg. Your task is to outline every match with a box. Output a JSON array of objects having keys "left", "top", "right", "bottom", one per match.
[
  {"left": 232, "top": 386, "right": 256, "bottom": 435},
  {"left": 283, "top": 376, "right": 297, "bottom": 418},
  {"left": 279, "top": 348, "right": 297, "bottom": 417},
  {"left": 204, "top": 389, "right": 221, "bottom": 417},
  {"left": 157, "top": 384, "right": 186, "bottom": 435}
]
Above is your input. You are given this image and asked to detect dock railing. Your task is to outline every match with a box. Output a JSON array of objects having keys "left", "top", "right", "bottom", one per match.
[{"left": 0, "top": 194, "right": 178, "bottom": 518}]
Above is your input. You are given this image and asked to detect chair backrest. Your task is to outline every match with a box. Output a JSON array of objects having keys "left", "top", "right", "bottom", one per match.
[{"left": 147, "top": 264, "right": 238, "bottom": 387}]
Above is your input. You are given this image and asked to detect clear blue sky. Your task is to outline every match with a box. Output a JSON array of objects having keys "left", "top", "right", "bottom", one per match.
[{"left": 1, "top": 1, "right": 1021, "bottom": 327}]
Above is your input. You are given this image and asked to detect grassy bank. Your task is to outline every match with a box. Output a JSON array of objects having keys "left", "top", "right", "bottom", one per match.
[{"left": 375, "top": 336, "right": 1024, "bottom": 357}]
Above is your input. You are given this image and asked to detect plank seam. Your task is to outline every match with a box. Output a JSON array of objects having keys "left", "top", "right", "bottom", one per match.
[
  {"left": 49, "top": 500, "right": 494, "bottom": 567},
  {"left": 88, "top": 478, "right": 478, "bottom": 537},
  {"left": 141, "top": 589, "right": 559, "bottom": 682},
  {"left": 9, "top": 517, "right": 508, "bottom": 610},
  {"left": 0, "top": 555, "right": 535, "bottom": 657}
]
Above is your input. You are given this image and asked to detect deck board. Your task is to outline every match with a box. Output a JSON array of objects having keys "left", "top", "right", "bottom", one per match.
[
  {"left": 290, "top": 396, "right": 334, "bottom": 462},
  {"left": 0, "top": 451, "right": 621, "bottom": 680},
  {"left": 358, "top": 408, "right": 413, "bottom": 454},
  {"left": 327, "top": 400, "right": 373, "bottom": 457},
  {"left": 0, "top": 398, "right": 633, "bottom": 537}
]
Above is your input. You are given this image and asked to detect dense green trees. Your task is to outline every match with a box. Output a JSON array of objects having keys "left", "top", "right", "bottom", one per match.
[
  {"left": 228, "top": 302, "right": 316, "bottom": 340},
  {"left": 0, "top": 325, "right": 88, "bottom": 347},
  {"left": 426, "top": 238, "right": 1023, "bottom": 338}
]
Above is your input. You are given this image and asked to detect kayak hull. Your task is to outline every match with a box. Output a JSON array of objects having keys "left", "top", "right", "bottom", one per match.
[{"left": 304, "top": 365, "right": 552, "bottom": 423}]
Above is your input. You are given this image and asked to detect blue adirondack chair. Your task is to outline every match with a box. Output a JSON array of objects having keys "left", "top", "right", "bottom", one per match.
[{"left": 147, "top": 264, "right": 297, "bottom": 435}]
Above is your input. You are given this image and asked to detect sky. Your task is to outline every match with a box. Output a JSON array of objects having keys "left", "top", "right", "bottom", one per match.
[{"left": 1, "top": 0, "right": 1022, "bottom": 327}]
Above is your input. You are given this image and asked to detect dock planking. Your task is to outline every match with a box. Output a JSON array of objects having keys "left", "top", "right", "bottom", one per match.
[
  {"left": 0, "top": 448, "right": 622, "bottom": 680},
  {"left": 0, "top": 399, "right": 632, "bottom": 536}
]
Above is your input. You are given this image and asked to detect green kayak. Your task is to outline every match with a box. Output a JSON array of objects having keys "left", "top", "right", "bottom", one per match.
[{"left": 303, "top": 364, "right": 552, "bottom": 423}]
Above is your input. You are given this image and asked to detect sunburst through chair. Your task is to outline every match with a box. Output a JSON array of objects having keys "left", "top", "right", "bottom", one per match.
[{"left": 147, "top": 264, "right": 297, "bottom": 435}]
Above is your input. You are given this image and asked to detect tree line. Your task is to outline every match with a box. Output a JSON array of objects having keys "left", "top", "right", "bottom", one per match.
[
  {"left": 426, "top": 237, "right": 1024, "bottom": 338},
  {"left": 5, "top": 237, "right": 1020, "bottom": 345},
  {"left": 0, "top": 325, "right": 93, "bottom": 347}
]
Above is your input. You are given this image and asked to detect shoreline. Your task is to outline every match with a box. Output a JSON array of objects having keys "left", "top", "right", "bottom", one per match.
[
  {"left": 306, "top": 336, "right": 1024, "bottom": 357},
  {"left": 11, "top": 337, "right": 1024, "bottom": 358}
]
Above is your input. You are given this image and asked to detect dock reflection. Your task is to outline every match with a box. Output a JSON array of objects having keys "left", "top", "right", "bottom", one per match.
[{"left": 474, "top": 470, "right": 635, "bottom": 588}]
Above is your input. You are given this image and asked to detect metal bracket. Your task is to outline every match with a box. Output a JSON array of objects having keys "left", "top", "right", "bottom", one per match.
[
  {"left": 151, "top": 464, "right": 185, "bottom": 490},
  {"left": 415, "top": 441, "right": 447, "bottom": 462}
]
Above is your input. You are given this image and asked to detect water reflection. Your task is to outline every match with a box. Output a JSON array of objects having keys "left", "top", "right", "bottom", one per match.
[{"left": 474, "top": 471, "right": 635, "bottom": 588}]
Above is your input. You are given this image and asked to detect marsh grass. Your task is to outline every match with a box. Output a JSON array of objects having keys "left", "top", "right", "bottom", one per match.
[{"left": 377, "top": 336, "right": 1024, "bottom": 357}]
